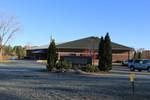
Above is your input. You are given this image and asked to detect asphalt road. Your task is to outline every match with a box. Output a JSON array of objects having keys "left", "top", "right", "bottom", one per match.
[{"left": 0, "top": 60, "right": 149, "bottom": 100}]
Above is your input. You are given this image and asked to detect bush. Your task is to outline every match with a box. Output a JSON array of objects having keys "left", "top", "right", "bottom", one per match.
[
  {"left": 81, "top": 64, "right": 99, "bottom": 72},
  {"left": 113, "top": 60, "right": 122, "bottom": 63},
  {"left": 55, "top": 60, "right": 72, "bottom": 72}
]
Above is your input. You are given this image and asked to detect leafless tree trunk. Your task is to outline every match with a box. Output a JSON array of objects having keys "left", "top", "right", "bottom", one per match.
[{"left": 0, "top": 12, "right": 20, "bottom": 58}]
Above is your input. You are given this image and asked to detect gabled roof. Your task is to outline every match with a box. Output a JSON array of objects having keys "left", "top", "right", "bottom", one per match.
[
  {"left": 57, "top": 36, "right": 133, "bottom": 50},
  {"left": 27, "top": 36, "right": 133, "bottom": 51}
]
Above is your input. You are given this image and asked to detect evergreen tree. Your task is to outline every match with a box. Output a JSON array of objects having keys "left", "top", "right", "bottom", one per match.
[
  {"left": 98, "top": 37, "right": 106, "bottom": 71},
  {"left": 133, "top": 51, "right": 137, "bottom": 59},
  {"left": 104, "top": 33, "right": 112, "bottom": 71},
  {"left": 137, "top": 52, "right": 142, "bottom": 59},
  {"left": 47, "top": 39, "right": 57, "bottom": 71},
  {"left": 134, "top": 51, "right": 142, "bottom": 59}
]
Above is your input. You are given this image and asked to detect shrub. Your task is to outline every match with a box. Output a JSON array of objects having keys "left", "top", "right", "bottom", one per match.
[
  {"left": 113, "top": 60, "right": 122, "bottom": 63},
  {"left": 62, "top": 61, "right": 72, "bottom": 70},
  {"left": 55, "top": 60, "right": 72, "bottom": 72},
  {"left": 82, "top": 64, "right": 99, "bottom": 72},
  {"left": 55, "top": 60, "right": 62, "bottom": 70}
]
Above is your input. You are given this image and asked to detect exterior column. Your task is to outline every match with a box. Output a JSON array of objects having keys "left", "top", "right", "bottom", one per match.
[
  {"left": 57, "top": 52, "right": 59, "bottom": 60},
  {"left": 128, "top": 51, "right": 130, "bottom": 60}
]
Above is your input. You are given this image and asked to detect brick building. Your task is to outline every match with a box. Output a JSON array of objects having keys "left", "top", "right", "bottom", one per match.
[
  {"left": 26, "top": 36, "right": 134, "bottom": 65},
  {"left": 142, "top": 50, "right": 150, "bottom": 59}
]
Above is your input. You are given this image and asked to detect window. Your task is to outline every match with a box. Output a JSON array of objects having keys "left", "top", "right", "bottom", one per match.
[
  {"left": 135, "top": 60, "right": 141, "bottom": 63},
  {"left": 143, "top": 60, "right": 150, "bottom": 64}
]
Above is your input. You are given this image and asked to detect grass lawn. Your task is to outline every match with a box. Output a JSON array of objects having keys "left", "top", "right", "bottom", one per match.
[
  {"left": 0, "top": 61, "right": 149, "bottom": 100},
  {"left": 0, "top": 60, "right": 15, "bottom": 63}
]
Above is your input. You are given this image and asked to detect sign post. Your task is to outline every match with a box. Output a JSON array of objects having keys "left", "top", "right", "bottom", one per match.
[{"left": 130, "top": 73, "right": 136, "bottom": 95}]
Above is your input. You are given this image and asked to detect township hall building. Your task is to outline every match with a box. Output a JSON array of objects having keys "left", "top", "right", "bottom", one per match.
[{"left": 26, "top": 36, "right": 134, "bottom": 65}]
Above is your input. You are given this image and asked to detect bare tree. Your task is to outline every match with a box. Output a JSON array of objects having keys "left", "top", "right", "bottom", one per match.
[{"left": 0, "top": 12, "right": 20, "bottom": 56}]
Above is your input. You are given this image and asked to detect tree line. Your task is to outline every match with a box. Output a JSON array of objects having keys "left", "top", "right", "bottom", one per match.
[{"left": 2, "top": 45, "right": 26, "bottom": 59}]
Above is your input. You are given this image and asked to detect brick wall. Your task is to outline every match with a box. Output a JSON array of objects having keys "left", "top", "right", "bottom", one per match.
[
  {"left": 58, "top": 50, "right": 134, "bottom": 63},
  {"left": 112, "top": 51, "right": 134, "bottom": 62},
  {"left": 113, "top": 54, "right": 128, "bottom": 62},
  {"left": 142, "top": 50, "right": 150, "bottom": 59},
  {"left": 27, "top": 49, "right": 134, "bottom": 62}
]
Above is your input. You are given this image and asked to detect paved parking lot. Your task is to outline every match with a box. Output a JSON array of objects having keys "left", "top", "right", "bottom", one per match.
[{"left": 0, "top": 61, "right": 149, "bottom": 100}]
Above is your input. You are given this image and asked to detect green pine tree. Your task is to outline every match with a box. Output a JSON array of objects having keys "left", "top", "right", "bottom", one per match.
[
  {"left": 47, "top": 39, "right": 58, "bottom": 71},
  {"left": 137, "top": 52, "right": 142, "bottom": 59},
  {"left": 104, "top": 33, "right": 112, "bottom": 71},
  {"left": 133, "top": 51, "right": 137, "bottom": 59},
  {"left": 98, "top": 36, "right": 106, "bottom": 71}
]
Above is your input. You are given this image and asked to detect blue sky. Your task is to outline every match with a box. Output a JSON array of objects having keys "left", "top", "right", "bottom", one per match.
[{"left": 0, "top": 0, "right": 150, "bottom": 49}]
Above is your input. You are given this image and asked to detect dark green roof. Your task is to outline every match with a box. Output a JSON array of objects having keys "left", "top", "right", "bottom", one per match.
[{"left": 57, "top": 36, "right": 133, "bottom": 50}]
